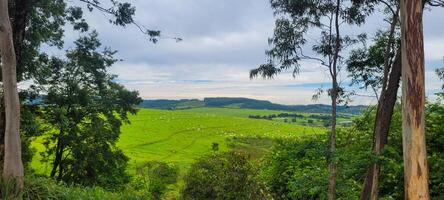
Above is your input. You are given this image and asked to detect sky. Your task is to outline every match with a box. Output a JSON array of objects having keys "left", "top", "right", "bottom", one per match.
[{"left": 61, "top": 0, "right": 444, "bottom": 105}]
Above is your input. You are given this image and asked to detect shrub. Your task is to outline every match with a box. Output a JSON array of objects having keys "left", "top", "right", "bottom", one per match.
[
  {"left": 181, "top": 152, "right": 268, "bottom": 200},
  {"left": 260, "top": 135, "right": 330, "bottom": 200},
  {"left": 134, "top": 161, "right": 178, "bottom": 200}
]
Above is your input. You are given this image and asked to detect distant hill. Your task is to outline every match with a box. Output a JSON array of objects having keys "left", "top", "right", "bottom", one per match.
[{"left": 139, "top": 97, "right": 367, "bottom": 114}]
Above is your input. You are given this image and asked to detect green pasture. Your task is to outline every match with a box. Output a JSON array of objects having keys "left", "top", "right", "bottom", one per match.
[
  {"left": 31, "top": 107, "right": 330, "bottom": 175},
  {"left": 118, "top": 108, "right": 325, "bottom": 171}
]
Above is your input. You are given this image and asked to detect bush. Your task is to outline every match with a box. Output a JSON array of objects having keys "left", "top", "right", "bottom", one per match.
[
  {"left": 260, "top": 135, "right": 330, "bottom": 200},
  {"left": 181, "top": 152, "right": 268, "bottom": 200},
  {"left": 133, "top": 161, "right": 178, "bottom": 200}
]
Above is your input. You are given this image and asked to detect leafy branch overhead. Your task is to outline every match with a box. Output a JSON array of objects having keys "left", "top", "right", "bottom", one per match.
[
  {"left": 78, "top": 0, "right": 182, "bottom": 43},
  {"left": 250, "top": 0, "right": 370, "bottom": 80}
]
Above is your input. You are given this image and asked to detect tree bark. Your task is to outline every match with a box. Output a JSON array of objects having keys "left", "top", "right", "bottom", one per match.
[
  {"left": 0, "top": 0, "right": 33, "bottom": 177},
  {"left": 400, "top": 0, "right": 430, "bottom": 199},
  {"left": 328, "top": 81, "right": 338, "bottom": 200},
  {"left": 50, "top": 135, "right": 63, "bottom": 178},
  {"left": 0, "top": 0, "right": 24, "bottom": 191}
]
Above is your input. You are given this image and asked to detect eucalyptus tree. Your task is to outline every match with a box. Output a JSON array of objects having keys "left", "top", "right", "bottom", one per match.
[
  {"left": 0, "top": 0, "right": 23, "bottom": 191},
  {"left": 250, "top": 0, "right": 372, "bottom": 199},
  {"left": 39, "top": 32, "right": 141, "bottom": 189},
  {"left": 400, "top": 0, "right": 430, "bottom": 197}
]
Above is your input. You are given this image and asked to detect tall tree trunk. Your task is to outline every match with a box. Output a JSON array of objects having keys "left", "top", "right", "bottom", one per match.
[
  {"left": 400, "top": 0, "right": 430, "bottom": 199},
  {"left": 0, "top": 0, "right": 24, "bottom": 191},
  {"left": 360, "top": 9, "right": 400, "bottom": 197},
  {"left": 360, "top": 50, "right": 402, "bottom": 200},
  {"left": 328, "top": 81, "right": 338, "bottom": 200},
  {"left": 0, "top": 0, "right": 33, "bottom": 177},
  {"left": 327, "top": 1, "right": 341, "bottom": 199}
]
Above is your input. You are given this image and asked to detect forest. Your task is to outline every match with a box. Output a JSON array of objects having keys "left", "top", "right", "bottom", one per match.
[{"left": 0, "top": 0, "right": 443, "bottom": 199}]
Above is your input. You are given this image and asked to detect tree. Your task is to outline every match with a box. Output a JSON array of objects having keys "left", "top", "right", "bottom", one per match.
[
  {"left": 1, "top": 0, "right": 164, "bottom": 192},
  {"left": 0, "top": 0, "right": 24, "bottom": 191},
  {"left": 400, "top": 0, "right": 430, "bottom": 198},
  {"left": 38, "top": 32, "right": 141, "bottom": 189},
  {"left": 346, "top": 1, "right": 402, "bottom": 198},
  {"left": 250, "top": 1, "right": 371, "bottom": 198}
]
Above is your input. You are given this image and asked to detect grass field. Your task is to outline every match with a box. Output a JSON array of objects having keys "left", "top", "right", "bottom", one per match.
[
  {"left": 29, "top": 107, "right": 339, "bottom": 197},
  {"left": 31, "top": 107, "right": 331, "bottom": 177},
  {"left": 118, "top": 108, "right": 326, "bottom": 171}
]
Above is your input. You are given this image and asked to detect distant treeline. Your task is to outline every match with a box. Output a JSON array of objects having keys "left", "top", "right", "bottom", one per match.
[
  {"left": 139, "top": 97, "right": 367, "bottom": 114},
  {"left": 249, "top": 113, "right": 304, "bottom": 120}
]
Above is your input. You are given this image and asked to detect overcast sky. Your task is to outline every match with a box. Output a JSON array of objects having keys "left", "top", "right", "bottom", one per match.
[{"left": 62, "top": 0, "right": 444, "bottom": 105}]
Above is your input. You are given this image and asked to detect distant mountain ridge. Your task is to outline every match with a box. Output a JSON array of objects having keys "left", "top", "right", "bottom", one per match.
[{"left": 139, "top": 97, "right": 367, "bottom": 114}]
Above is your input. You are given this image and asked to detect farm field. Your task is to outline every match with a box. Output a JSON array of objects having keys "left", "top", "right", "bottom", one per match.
[
  {"left": 31, "top": 108, "right": 327, "bottom": 173},
  {"left": 118, "top": 108, "right": 326, "bottom": 171}
]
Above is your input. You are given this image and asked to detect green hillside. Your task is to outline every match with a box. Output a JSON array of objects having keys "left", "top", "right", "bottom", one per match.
[
  {"left": 139, "top": 97, "right": 367, "bottom": 114},
  {"left": 29, "top": 107, "right": 328, "bottom": 198},
  {"left": 118, "top": 108, "right": 325, "bottom": 171},
  {"left": 31, "top": 108, "right": 326, "bottom": 174}
]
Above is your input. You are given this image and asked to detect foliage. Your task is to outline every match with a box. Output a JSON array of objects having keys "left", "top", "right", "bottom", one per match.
[
  {"left": 132, "top": 161, "right": 178, "bottom": 200},
  {"left": 250, "top": 0, "right": 371, "bottom": 101},
  {"left": 260, "top": 135, "right": 329, "bottom": 199},
  {"left": 20, "top": 104, "right": 44, "bottom": 169},
  {"left": 181, "top": 151, "right": 268, "bottom": 200},
  {"left": 8, "top": 0, "right": 159, "bottom": 83},
  {"left": 37, "top": 32, "right": 141, "bottom": 189},
  {"left": 4, "top": 0, "right": 158, "bottom": 189},
  {"left": 19, "top": 174, "right": 151, "bottom": 200},
  {"left": 338, "top": 106, "right": 404, "bottom": 199},
  {"left": 347, "top": 30, "right": 400, "bottom": 91},
  {"left": 259, "top": 106, "right": 401, "bottom": 199},
  {"left": 426, "top": 94, "right": 444, "bottom": 198},
  {"left": 260, "top": 101, "right": 444, "bottom": 199}
]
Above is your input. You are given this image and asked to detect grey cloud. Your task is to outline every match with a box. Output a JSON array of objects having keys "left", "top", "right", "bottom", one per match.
[{"left": 62, "top": 0, "right": 443, "bottom": 104}]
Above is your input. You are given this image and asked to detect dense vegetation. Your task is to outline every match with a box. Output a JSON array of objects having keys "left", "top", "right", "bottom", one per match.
[
  {"left": 181, "top": 152, "right": 268, "bottom": 200},
  {"left": 0, "top": 0, "right": 442, "bottom": 199},
  {"left": 259, "top": 98, "right": 444, "bottom": 199}
]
